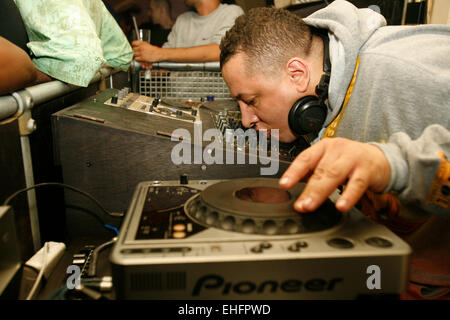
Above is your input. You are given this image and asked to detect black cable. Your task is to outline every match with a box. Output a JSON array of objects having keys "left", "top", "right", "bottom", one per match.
[
  {"left": 156, "top": 204, "right": 184, "bottom": 214},
  {"left": 3, "top": 182, "right": 124, "bottom": 218},
  {"left": 88, "top": 237, "right": 118, "bottom": 277},
  {"left": 65, "top": 204, "right": 110, "bottom": 232}
]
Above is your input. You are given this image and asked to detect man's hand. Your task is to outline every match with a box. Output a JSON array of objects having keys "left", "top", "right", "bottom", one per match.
[
  {"left": 132, "top": 40, "right": 164, "bottom": 64},
  {"left": 0, "top": 36, "right": 38, "bottom": 94},
  {"left": 279, "top": 138, "right": 391, "bottom": 213},
  {"left": 140, "top": 62, "right": 153, "bottom": 70}
]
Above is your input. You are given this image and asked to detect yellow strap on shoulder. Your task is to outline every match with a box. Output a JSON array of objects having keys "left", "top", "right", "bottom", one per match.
[{"left": 324, "top": 57, "right": 360, "bottom": 138}]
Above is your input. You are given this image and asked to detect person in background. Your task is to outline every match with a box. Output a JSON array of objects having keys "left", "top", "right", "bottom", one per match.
[
  {"left": 220, "top": 2, "right": 449, "bottom": 299},
  {"left": 13, "top": 0, "right": 133, "bottom": 87},
  {"left": 140, "top": 0, "right": 174, "bottom": 47},
  {"left": 0, "top": 0, "right": 52, "bottom": 94},
  {"left": 0, "top": 37, "right": 51, "bottom": 95},
  {"left": 132, "top": 0, "right": 243, "bottom": 67}
]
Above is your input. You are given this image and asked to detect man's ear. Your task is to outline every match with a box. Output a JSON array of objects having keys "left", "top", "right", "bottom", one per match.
[{"left": 286, "top": 58, "right": 310, "bottom": 93}]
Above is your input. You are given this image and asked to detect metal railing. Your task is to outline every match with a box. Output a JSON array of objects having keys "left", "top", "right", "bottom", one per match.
[{"left": 0, "top": 67, "right": 119, "bottom": 123}]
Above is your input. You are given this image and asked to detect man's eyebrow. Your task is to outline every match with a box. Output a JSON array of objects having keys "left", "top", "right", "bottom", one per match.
[{"left": 235, "top": 93, "right": 253, "bottom": 101}]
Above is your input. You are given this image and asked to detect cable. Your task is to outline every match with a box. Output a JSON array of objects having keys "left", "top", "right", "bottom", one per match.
[
  {"left": 25, "top": 242, "right": 49, "bottom": 300},
  {"left": 4, "top": 182, "right": 123, "bottom": 236},
  {"left": 156, "top": 204, "right": 184, "bottom": 214},
  {"left": 88, "top": 237, "right": 118, "bottom": 277},
  {"left": 104, "top": 224, "right": 120, "bottom": 235},
  {"left": 65, "top": 204, "right": 111, "bottom": 233},
  {"left": 3, "top": 182, "right": 124, "bottom": 218}
]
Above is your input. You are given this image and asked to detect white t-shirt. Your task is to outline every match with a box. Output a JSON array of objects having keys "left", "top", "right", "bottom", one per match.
[{"left": 162, "top": 4, "right": 244, "bottom": 48}]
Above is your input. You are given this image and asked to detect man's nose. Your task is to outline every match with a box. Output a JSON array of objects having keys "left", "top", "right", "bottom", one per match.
[{"left": 239, "top": 103, "right": 258, "bottom": 128}]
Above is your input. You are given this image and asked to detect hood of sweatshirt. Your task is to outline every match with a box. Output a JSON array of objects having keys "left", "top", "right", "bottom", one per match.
[{"left": 303, "top": 0, "right": 386, "bottom": 126}]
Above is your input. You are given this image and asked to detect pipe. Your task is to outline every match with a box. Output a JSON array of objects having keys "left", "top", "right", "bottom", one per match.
[
  {"left": 0, "top": 68, "right": 120, "bottom": 122},
  {"left": 20, "top": 135, "right": 41, "bottom": 252},
  {"left": 131, "top": 60, "right": 221, "bottom": 72},
  {"left": 24, "top": 81, "right": 76, "bottom": 106},
  {"left": 0, "top": 95, "right": 19, "bottom": 121},
  {"left": 153, "top": 61, "right": 221, "bottom": 72},
  {"left": 130, "top": 60, "right": 141, "bottom": 93}
]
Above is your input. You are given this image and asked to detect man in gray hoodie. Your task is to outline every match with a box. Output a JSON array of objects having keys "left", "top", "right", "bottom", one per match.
[{"left": 220, "top": 0, "right": 449, "bottom": 299}]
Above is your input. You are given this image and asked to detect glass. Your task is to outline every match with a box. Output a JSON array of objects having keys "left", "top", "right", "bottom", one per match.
[{"left": 132, "top": 28, "right": 151, "bottom": 43}]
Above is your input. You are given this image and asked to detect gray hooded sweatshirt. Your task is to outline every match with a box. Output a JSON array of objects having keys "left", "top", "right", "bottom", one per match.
[
  {"left": 304, "top": 0, "right": 450, "bottom": 219},
  {"left": 304, "top": 1, "right": 449, "bottom": 297}
]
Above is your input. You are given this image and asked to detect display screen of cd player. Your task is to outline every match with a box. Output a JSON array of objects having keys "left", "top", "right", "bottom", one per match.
[{"left": 136, "top": 186, "right": 206, "bottom": 240}]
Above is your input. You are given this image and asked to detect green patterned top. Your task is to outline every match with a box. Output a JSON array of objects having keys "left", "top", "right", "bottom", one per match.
[{"left": 14, "top": 0, "right": 132, "bottom": 87}]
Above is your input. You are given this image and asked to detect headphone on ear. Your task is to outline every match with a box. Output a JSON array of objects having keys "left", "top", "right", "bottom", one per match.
[{"left": 288, "top": 28, "right": 331, "bottom": 136}]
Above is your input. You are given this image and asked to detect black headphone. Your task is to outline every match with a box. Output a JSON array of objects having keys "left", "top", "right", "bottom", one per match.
[{"left": 288, "top": 29, "right": 331, "bottom": 136}]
